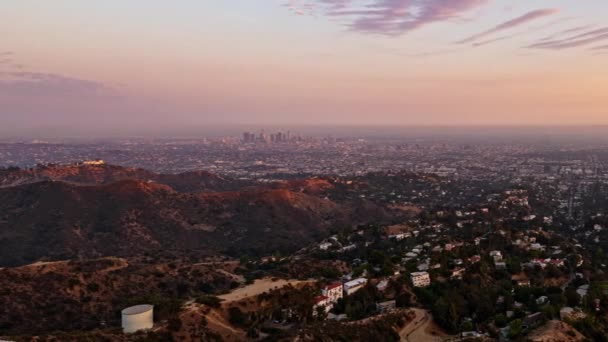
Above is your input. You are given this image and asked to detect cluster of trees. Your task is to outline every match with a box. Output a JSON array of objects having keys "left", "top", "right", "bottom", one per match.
[
  {"left": 302, "top": 311, "right": 411, "bottom": 342},
  {"left": 331, "top": 285, "right": 380, "bottom": 320},
  {"left": 220, "top": 284, "right": 319, "bottom": 339}
]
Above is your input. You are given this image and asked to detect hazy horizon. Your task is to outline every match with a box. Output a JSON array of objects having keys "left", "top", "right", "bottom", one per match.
[{"left": 4, "top": 124, "right": 608, "bottom": 142}]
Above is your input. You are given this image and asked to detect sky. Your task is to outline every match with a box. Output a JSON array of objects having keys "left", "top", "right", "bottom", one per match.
[{"left": 1, "top": 0, "right": 607, "bottom": 136}]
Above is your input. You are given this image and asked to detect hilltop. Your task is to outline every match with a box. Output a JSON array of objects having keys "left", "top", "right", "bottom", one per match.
[{"left": 0, "top": 162, "right": 249, "bottom": 192}]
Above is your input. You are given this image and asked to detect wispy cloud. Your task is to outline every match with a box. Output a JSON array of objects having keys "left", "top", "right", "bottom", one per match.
[
  {"left": 0, "top": 71, "right": 117, "bottom": 98},
  {"left": 285, "top": 0, "right": 489, "bottom": 36},
  {"left": 559, "top": 27, "right": 608, "bottom": 42},
  {"left": 458, "top": 8, "right": 559, "bottom": 44},
  {"left": 284, "top": 0, "right": 316, "bottom": 16},
  {"left": 591, "top": 44, "right": 608, "bottom": 50},
  {"left": 526, "top": 27, "right": 608, "bottom": 50},
  {"left": 538, "top": 25, "right": 593, "bottom": 41},
  {"left": 471, "top": 34, "right": 516, "bottom": 47},
  {"left": 0, "top": 52, "right": 115, "bottom": 97}
]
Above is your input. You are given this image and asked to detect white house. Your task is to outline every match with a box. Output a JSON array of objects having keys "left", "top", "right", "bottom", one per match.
[
  {"left": 319, "top": 242, "right": 333, "bottom": 250},
  {"left": 322, "top": 283, "right": 343, "bottom": 303},
  {"left": 490, "top": 250, "right": 503, "bottom": 262},
  {"left": 376, "top": 279, "right": 389, "bottom": 292}
]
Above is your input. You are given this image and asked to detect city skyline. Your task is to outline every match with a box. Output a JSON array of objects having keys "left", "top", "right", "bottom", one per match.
[{"left": 1, "top": 0, "right": 607, "bottom": 135}]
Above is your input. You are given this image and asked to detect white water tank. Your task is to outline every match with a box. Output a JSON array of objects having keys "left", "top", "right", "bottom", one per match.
[{"left": 121, "top": 304, "right": 154, "bottom": 333}]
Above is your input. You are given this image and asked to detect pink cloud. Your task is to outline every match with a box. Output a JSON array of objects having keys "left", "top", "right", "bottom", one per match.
[
  {"left": 0, "top": 71, "right": 117, "bottom": 98},
  {"left": 288, "top": 0, "right": 489, "bottom": 35}
]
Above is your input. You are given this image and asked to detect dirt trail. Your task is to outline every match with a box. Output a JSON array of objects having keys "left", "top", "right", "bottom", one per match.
[
  {"left": 216, "top": 269, "right": 245, "bottom": 283},
  {"left": 178, "top": 301, "right": 245, "bottom": 342}
]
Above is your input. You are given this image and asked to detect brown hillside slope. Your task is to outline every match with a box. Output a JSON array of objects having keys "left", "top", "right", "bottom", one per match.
[{"left": 0, "top": 179, "right": 383, "bottom": 266}]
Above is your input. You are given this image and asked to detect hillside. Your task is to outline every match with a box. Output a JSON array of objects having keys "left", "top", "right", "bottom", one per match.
[
  {"left": 0, "top": 257, "right": 237, "bottom": 336},
  {"left": 0, "top": 177, "right": 389, "bottom": 267}
]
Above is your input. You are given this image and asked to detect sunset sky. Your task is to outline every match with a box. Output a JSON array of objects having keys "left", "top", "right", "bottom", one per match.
[{"left": 1, "top": 0, "right": 607, "bottom": 135}]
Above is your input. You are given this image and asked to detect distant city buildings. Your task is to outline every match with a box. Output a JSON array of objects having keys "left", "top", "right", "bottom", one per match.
[{"left": 242, "top": 130, "right": 303, "bottom": 144}]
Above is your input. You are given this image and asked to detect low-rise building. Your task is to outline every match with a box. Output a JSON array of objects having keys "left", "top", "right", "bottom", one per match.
[
  {"left": 319, "top": 242, "right": 333, "bottom": 250},
  {"left": 83, "top": 159, "right": 105, "bottom": 165},
  {"left": 490, "top": 250, "right": 503, "bottom": 262},
  {"left": 468, "top": 255, "right": 481, "bottom": 264},
  {"left": 376, "top": 279, "right": 389, "bottom": 292},
  {"left": 340, "top": 244, "right": 357, "bottom": 252},
  {"left": 495, "top": 261, "right": 507, "bottom": 270},
  {"left": 344, "top": 278, "right": 368, "bottom": 295},
  {"left": 522, "top": 312, "right": 545, "bottom": 329},
  {"left": 312, "top": 296, "right": 332, "bottom": 316},
  {"left": 451, "top": 268, "right": 465, "bottom": 280},
  {"left": 376, "top": 300, "right": 396, "bottom": 313},
  {"left": 322, "top": 283, "right": 343, "bottom": 303},
  {"left": 411, "top": 271, "right": 431, "bottom": 287}
]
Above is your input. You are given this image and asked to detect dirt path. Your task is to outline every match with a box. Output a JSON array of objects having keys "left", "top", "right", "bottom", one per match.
[
  {"left": 216, "top": 269, "right": 245, "bottom": 283},
  {"left": 178, "top": 301, "right": 245, "bottom": 342},
  {"left": 218, "top": 278, "right": 314, "bottom": 303},
  {"left": 399, "top": 308, "right": 450, "bottom": 342},
  {"left": 194, "top": 260, "right": 240, "bottom": 267},
  {"left": 99, "top": 258, "right": 129, "bottom": 273}
]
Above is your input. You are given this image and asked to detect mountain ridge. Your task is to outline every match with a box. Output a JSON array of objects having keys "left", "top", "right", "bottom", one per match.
[
  {"left": 0, "top": 170, "right": 394, "bottom": 267},
  {"left": 0, "top": 162, "right": 249, "bottom": 192}
]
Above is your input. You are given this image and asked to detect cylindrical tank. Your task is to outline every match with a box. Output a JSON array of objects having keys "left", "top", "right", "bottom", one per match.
[{"left": 121, "top": 304, "right": 154, "bottom": 333}]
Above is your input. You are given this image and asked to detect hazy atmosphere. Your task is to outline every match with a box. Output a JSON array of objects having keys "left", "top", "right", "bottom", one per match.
[
  {"left": 2, "top": 0, "right": 607, "bottom": 136},
  {"left": 4, "top": 2, "right": 608, "bottom": 341}
]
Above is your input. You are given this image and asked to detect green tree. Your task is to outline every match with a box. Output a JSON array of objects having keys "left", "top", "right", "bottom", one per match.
[
  {"left": 508, "top": 319, "right": 523, "bottom": 339},
  {"left": 494, "top": 314, "right": 507, "bottom": 328},
  {"left": 460, "top": 320, "right": 473, "bottom": 332},
  {"left": 565, "top": 288, "right": 580, "bottom": 307}
]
